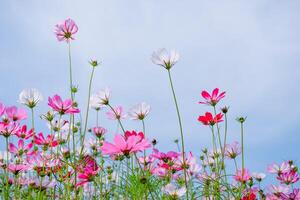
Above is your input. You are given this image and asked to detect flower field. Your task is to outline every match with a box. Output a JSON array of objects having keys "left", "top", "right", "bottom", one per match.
[{"left": 0, "top": 18, "right": 299, "bottom": 200}]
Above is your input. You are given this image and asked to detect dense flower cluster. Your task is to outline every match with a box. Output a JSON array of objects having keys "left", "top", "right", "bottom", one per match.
[{"left": 0, "top": 18, "right": 298, "bottom": 200}]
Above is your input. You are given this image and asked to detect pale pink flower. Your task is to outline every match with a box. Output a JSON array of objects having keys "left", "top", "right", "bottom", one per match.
[
  {"left": 101, "top": 134, "right": 151, "bottom": 157},
  {"left": 55, "top": 18, "right": 78, "bottom": 42},
  {"left": 9, "top": 139, "right": 33, "bottom": 156},
  {"left": 268, "top": 185, "right": 290, "bottom": 196},
  {"left": 106, "top": 106, "right": 126, "bottom": 120},
  {"left": 15, "top": 125, "right": 35, "bottom": 139},
  {"left": 128, "top": 102, "right": 151, "bottom": 120},
  {"left": 234, "top": 168, "right": 251, "bottom": 183},
  {"left": 94, "top": 88, "right": 111, "bottom": 106},
  {"left": 5, "top": 106, "right": 27, "bottom": 121},
  {"left": 151, "top": 48, "right": 180, "bottom": 70},
  {"left": 48, "top": 95, "right": 80, "bottom": 115},
  {"left": 199, "top": 88, "right": 226, "bottom": 106},
  {"left": 0, "top": 122, "right": 19, "bottom": 137},
  {"left": 8, "top": 163, "right": 30, "bottom": 175},
  {"left": 268, "top": 162, "right": 291, "bottom": 174},
  {"left": 174, "top": 152, "right": 201, "bottom": 176},
  {"left": 163, "top": 183, "right": 186, "bottom": 198},
  {"left": 93, "top": 127, "right": 107, "bottom": 138},
  {"left": 252, "top": 172, "right": 266, "bottom": 182},
  {"left": 225, "top": 141, "right": 241, "bottom": 159},
  {"left": 138, "top": 156, "right": 155, "bottom": 166}
]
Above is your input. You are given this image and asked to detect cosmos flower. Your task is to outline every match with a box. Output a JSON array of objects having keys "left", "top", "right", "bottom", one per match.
[
  {"left": 252, "top": 172, "right": 266, "bottom": 182},
  {"left": 5, "top": 106, "right": 27, "bottom": 122},
  {"left": 151, "top": 48, "right": 180, "bottom": 70},
  {"left": 101, "top": 134, "right": 151, "bottom": 158},
  {"left": 89, "top": 94, "right": 103, "bottom": 111},
  {"left": 106, "top": 106, "right": 126, "bottom": 120},
  {"left": 9, "top": 139, "right": 33, "bottom": 157},
  {"left": 199, "top": 88, "right": 225, "bottom": 106},
  {"left": 76, "top": 167, "right": 100, "bottom": 187},
  {"left": 268, "top": 162, "right": 291, "bottom": 174},
  {"left": 277, "top": 170, "right": 300, "bottom": 185},
  {"left": 0, "top": 122, "right": 20, "bottom": 137},
  {"left": 33, "top": 133, "right": 59, "bottom": 148},
  {"left": 55, "top": 18, "right": 78, "bottom": 42},
  {"left": 128, "top": 102, "right": 151, "bottom": 120},
  {"left": 19, "top": 88, "right": 43, "bottom": 108},
  {"left": 280, "top": 189, "right": 300, "bottom": 200},
  {"left": 93, "top": 88, "right": 111, "bottom": 106},
  {"left": 225, "top": 141, "right": 241, "bottom": 159},
  {"left": 48, "top": 95, "right": 80, "bottom": 115},
  {"left": 198, "top": 112, "right": 223, "bottom": 126},
  {"left": 15, "top": 125, "right": 35, "bottom": 139},
  {"left": 8, "top": 163, "right": 30, "bottom": 175},
  {"left": 234, "top": 168, "right": 251, "bottom": 183},
  {"left": 162, "top": 183, "right": 186, "bottom": 198},
  {"left": 93, "top": 127, "right": 107, "bottom": 138}
]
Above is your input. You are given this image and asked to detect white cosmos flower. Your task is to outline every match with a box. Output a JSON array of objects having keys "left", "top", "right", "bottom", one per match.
[
  {"left": 163, "top": 183, "right": 186, "bottom": 198},
  {"left": 96, "top": 87, "right": 111, "bottom": 105},
  {"left": 151, "top": 48, "right": 180, "bottom": 70},
  {"left": 89, "top": 94, "right": 103, "bottom": 110},
  {"left": 252, "top": 172, "right": 266, "bottom": 181},
  {"left": 19, "top": 88, "right": 43, "bottom": 108},
  {"left": 128, "top": 102, "right": 151, "bottom": 120}
]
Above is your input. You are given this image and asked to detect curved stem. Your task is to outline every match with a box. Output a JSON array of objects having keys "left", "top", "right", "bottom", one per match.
[
  {"left": 167, "top": 70, "right": 188, "bottom": 199},
  {"left": 107, "top": 104, "right": 125, "bottom": 133}
]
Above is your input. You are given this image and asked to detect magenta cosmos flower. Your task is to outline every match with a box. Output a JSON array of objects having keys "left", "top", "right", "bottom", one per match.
[
  {"left": 33, "top": 132, "right": 59, "bottom": 148},
  {"left": 199, "top": 88, "right": 225, "bottom": 106},
  {"left": 48, "top": 95, "right": 80, "bottom": 115},
  {"left": 15, "top": 125, "right": 35, "bottom": 139},
  {"left": 277, "top": 169, "right": 300, "bottom": 185},
  {"left": 101, "top": 134, "right": 151, "bottom": 158},
  {"left": 9, "top": 139, "right": 33, "bottom": 157},
  {"left": 198, "top": 112, "right": 223, "bottom": 126},
  {"left": 54, "top": 18, "right": 78, "bottom": 42}
]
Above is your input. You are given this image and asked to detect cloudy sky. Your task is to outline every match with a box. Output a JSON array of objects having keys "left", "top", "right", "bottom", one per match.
[{"left": 1, "top": 0, "right": 300, "bottom": 181}]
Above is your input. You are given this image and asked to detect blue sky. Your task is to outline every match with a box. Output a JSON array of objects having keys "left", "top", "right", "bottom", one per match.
[{"left": 1, "top": 0, "right": 300, "bottom": 183}]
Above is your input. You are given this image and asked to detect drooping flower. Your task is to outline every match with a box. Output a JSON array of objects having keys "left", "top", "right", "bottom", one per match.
[
  {"left": 234, "top": 168, "right": 251, "bottom": 183},
  {"left": 128, "top": 102, "right": 151, "bottom": 120},
  {"left": 55, "top": 18, "right": 78, "bottom": 42},
  {"left": 48, "top": 95, "right": 80, "bottom": 115},
  {"left": 225, "top": 141, "right": 241, "bottom": 159},
  {"left": 5, "top": 106, "right": 27, "bottom": 122},
  {"left": 199, "top": 88, "right": 225, "bottom": 106},
  {"left": 9, "top": 139, "right": 33, "bottom": 157},
  {"left": 198, "top": 112, "right": 223, "bottom": 126},
  {"left": 93, "top": 127, "right": 107, "bottom": 138},
  {"left": 15, "top": 125, "right": 35, "bottom": 139},
  {"left": 33, "top": 133, "right": 59, "bottom": 148},
  {"left": 151, "top": 48, "right": 180, "bottom": 70},
  {"left": 106, "top": 106, "right": 126, "bottom": 120},
  {"left": 19, "top": 88, "right": 43, "bottom": 108},
  {"left": 101, "top": 134, "right": 151, "bottom": 158},
  {"left": 162, "top": 183, "right": 186, "bottom": 198}
]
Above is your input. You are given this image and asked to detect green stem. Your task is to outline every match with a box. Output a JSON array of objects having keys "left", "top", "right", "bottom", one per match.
[
  {"left": 5, "top": 137, "right": 9, "bottom": 199},
  {"left": 107, "top": 104, "right": 125, "bottom": 133},
  {"left": 167, "top": 70, "right": 188, "bottom": 199},
  {"left": 80, "top": 67, "right": 96, "bottom": 155},
  {"left": 68, "top": 42, "right": 74, "bottom": 100},
  {"left": 31, "top": 108, "right": 35, "bottom": 130},
  {"left": 241, "top": 122, "right": 245, "bottom": 171}
]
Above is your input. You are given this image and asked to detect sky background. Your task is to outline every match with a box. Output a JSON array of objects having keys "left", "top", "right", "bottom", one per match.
[{"left": 1, "top": 0, "right": 300, "bottom": 184}]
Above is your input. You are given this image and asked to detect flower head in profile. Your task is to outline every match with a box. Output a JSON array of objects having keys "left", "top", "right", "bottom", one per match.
[
  {"left": 162, "top": 183, "right": 186, "bottom": 198},
  {"left": 93, "top": 127, "right": 107, "bottom": 138},
  {"left": 252, "top": 172, "right": 266, "bottom": 182},
  {"left": 225, "top": 141, "right": 241, "bottom": 159},
  {"left": 89, "top": 94, "right": 103, "bottom": 111},
  {"left": 5, "top": 106, "right": 27, "bottom": 122},
  {"left": 198, "top": 112, "right": 223, "bottom": 126},
  {"left": 33, "top": 133, "right": 59, "bottom": 148},
  {"left": 151, "top": 48, "right": 180, "bottom": 70},
  {"left": 129, "top": 102, "right": 151, "bottom": 120},
  {"left": 48, "top": 95, "right": 80, "bottom": 115},
  {"left": 199, "top": 88, "right": 225, "bottom": 106},
  {"left": 19, "top": 88, "right": 43, "bottom": 108},
  {"left": 55, "top": 18, "right": 78, "bottom": 42},
  {"left": 277, "top": 169, "right": 300, "bottom": 185},
  {"left": 0, "top": 122, "right": 19, "bottom": 137},
  {"left": 94, "top": 88, "right": 111, "bottom": 106},
  {"left": 106, "top": 106, "right": 126, "bottom": 120},
  {"left": 268, "top": 162, "right": 291, "bottom": 175},
  {"left": 101, "top": 134, "right": 151, "bottom": 158},
  {"left": 234, "top": 168, "right": 251, "bottom": 183}
]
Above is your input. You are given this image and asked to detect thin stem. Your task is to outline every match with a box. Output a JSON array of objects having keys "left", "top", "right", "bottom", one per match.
[
  {"left": 5, "top": 137, "right": 9, "bottom": 199},
  {"left": 96, "top": 110, "right": 99, "bottom": 127},
  {"left": 241, "top": 122, "right": 245, "bottom": 171},
  {"left": 107, "top": 104, "right": 125, "bottom": 133},
  {"left": 80, "top": 67, "right": 96, "bottom": 155},
  {"left": 31, "top": 108, "right": 35, "bottom": 130},
  {"left": 142, "top": 119, "right": 146, "bottom": 158},
  {"left": 68, "top": 42, "right": 74, "bottom": 100},
  {"left": 167, "top": 70, "right": 188, "bottom": 199}
]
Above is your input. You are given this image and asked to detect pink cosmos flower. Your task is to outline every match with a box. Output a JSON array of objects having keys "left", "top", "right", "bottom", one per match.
[
  {"left": 5, "top": 106, "right": 27, "bottom": 121},
  {"left": 198, "top": 112, "right": 223, "bottom": 126},
  {"left": 268, "top": 185, "right": 290, "bottom": 197},
  {"left": 225, "top": 141, "right": 241, "bottom": 159},
  {"left": 174, "top": 152, "right": 201, "bottom": 176},
  {"left": 268, "top": 162, "right": 291, "bottom": 174},
  {"left": 93, "top": 127, "right": 107, "bottom": 138},
  {"left": 277, "top": 170, "right": 300, "bottom": 185},
  {"left": 8, "top": 163, "right": 30, "bottom": 175},
  {"left": 0, "top": 122, "right": 19, "bottom": 137},
  {"left": 138, "top": 156, "right": 155, "bottom": 166},
  {"left": 77, "top": 167, "right": 100, "bottom": 187},
  {"left": 55, "top": 18, "right": 78, "bottom": 42},
  {"left": 199, "top": 88, "right": 225, "bottom": 106},
  {"left": 106, "top": 106, "right": 126, "bottom": 120},
  {"left": 15, "top": 125, "right": 35, "bottom": 139},
  {"left": 9, "top": 139, "right": 33, "bottom": 157},
  {"left": 48, "top": 95, "right": 80, "bottom": 115},
  {"left": 234, "top": 168, "right": 251, "bottom": 183},
  {"left": 33, "top": 132, "right": 59, "bottom": 148},
  {"left": 280, "top": 189, "right": 300, "bottom": 200},
  {"left": 151, "top": 48, "right": 180, "bottom": 70},
  {"left": 0, "top": 103, "right": 5, "bottom": 116},
  {"left": 101, "top": 134, "right": 151, "bottom": 158},
  {"left": 151, "top": 149, "right": 180, "bottom": 163}
]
